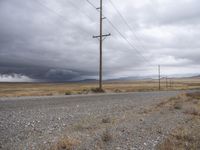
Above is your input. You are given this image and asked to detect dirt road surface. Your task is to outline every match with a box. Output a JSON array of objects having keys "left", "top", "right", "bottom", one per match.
[{"left": 0, "top": 91, "right": 194, "bottom": 150}]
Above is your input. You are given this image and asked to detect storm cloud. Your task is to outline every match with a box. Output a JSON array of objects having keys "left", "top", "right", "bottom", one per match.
[{"left": 0, "top": 0, "right": 200, "bottom": 81}]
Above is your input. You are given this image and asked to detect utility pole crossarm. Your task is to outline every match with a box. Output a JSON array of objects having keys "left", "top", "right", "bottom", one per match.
[{"left": 93, "top": 33, "right": 111, "bottom": 39}]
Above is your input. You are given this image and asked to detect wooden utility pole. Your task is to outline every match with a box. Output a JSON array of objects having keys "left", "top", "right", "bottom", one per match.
[
  {"left": 170, "top": 79, "right": 173, "bottom": 88},
  {"left": 99, "top": 0, "right": 103, "bottom": 90},
  {"left": 158, "top": 65, "right": 161, "bottom": 91},
  {"left": 166, "top": 77, "right": 168, "bottom": 89},
  {"left": 93, "top": 0, "right": 110, "bottom": 90}
]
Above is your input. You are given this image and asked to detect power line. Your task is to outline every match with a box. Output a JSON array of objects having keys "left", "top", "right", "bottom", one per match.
[
  {"left": 86, "top": 0, "right": 150, "bottom": 63},
  {"left": 65, "top": 0, "right": 110, "bottom": 34},
  {"left": 108, "top": 0, "right": 149, "bottom": 58},
  {"left": 34, "top": 0, "right": 93, "bottom": 37},
  {"left": 106, "top": 19, "right": 149, "bottom": 62},
  {"left": 36, "top": 0, "right": 151, "bottom": 64},
  {"left": 86, "top": 0, "right": 98, "bottom": 10},
  {"left": 66, "top": 0, "right": 94, "bottom": 22},
  {"left": 36, "top": 0, "right": 158, "bottom": 79}
]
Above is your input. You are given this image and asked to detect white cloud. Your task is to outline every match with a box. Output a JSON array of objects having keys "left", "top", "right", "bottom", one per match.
[{"left": 0, "top": 74, "right": 34, "bottom": 82}]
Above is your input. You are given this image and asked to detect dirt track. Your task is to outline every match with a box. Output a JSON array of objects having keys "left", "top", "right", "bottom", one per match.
[{"left": 0, "top": 91, "right": 194, "bottom": 150}]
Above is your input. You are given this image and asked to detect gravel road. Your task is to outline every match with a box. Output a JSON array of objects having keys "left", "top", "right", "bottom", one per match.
[{"left": 0, "top": 91, "right": 192, "bottom": 150}]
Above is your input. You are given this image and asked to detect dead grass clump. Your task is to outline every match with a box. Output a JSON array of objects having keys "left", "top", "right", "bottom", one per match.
[
  {"left": 184, "top": 107, "right": 200, "bottom": 116},
  {"left": 72, "top": 123, "right": 96, "bottom": 131},
  {"left": 193, "top": 100, "right": 199, "bottom": 104},
  {"left": 81, "top": 89, "right": 90, "bottom": 94},
  {"left": 174, "top": 102, "right": 183, "bottom": 110},
  {"left": 76, "top": 89, "right": 90, "bottom": 94},
  {"left": 157, "top": 138, "right": 175, "bottom": 150},
  {"left": 141, "top": 94, "right": 188, "bottom": 114},
  {"left": 158, "top": 92, "right": 200, "bottom": 150},
  {"left": 186, "top": 92, "right": 200, "bottom": 99},
  {"left": 65, "top": 91, "right": 72, "bottom": 95},
  {"left": 51, "top": 137, "right": 80, "bottom": 150},
  {"left": 91, "top": 88, "right": 105, "bottom": 93},
  {"left": 101, "top": 129, "right": 112, "bottom": 143},
  {"left": 73, "top": 124, "right": 85, "bottom": 131},
  {"left": 114, "top": 89, "right": 122, "bottom": 93},
  {"left": 102, "top": 117, "right": 111, "bottom": 124},
  {"left": 154, "top": 96, "right": 179, "bottom": 110},
  {"left": 157, "top": 127, "right": 200, "bottom": 150}
]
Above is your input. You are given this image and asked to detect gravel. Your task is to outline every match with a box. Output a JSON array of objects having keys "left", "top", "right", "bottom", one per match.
[{"left": 0, "top": 91, "right": 193, "bottom": 150}]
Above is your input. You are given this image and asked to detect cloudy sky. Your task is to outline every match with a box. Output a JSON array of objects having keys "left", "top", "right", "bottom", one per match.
[{"left": 0, "top": 0, "right": 200, "bottom": 82}]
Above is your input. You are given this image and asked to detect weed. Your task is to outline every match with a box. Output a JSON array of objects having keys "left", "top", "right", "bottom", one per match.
[
  {"left": 51, "top": 137, "right": 80, "bottom": 150},
  {"left": 185, "top": 107, "right": 199, "bottom": 116},
  {"left": 73, "top": 124, "right": 85, "bottom": 131},
  {"left": 174, "top": 102, "right": 183, "bottom": 110},
  {"left": 114, "top": 89, "right": 122, "bottom": 93},
  {"left": 102, "top": 117, "right": 111, "bottom": 124},
  {"left": 65, "top": 91, "right": 72, "bottom": 95},
  {"left": 186, "top": 92, "right": 200, "bottom": 99},
  {"left": 157, "top": 125, "right": 200, "bottom": 150},
  {"left": 91, "top": 88, "right": 105, "bottom": 93},
  {"left": 101, "top": 129, "right": 112, "bottom": 143}
]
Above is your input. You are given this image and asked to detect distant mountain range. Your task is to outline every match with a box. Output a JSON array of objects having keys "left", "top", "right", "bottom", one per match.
[
  {"left": 106, "top": 76, "right": 154, "bottom": 81},
  {"left": 77, "top": 74, "right": 200, "bottom": 83},
  {"left": 190, "top": 75, "right": 200, "bottom": 78},
  {"left": 77, "top": 76, "right": 154, "bottom": 83}
]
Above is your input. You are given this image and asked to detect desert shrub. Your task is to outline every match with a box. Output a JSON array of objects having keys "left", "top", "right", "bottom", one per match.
[
  {"left": 101, "top": 129, "right": 112, "bottom": 142},
  {"left": 81, "top": 89, "right": 90, "bottom": 94},
  {"left": 51, "top": 137, "right": 79, "bottom": 150},
  {"left": 91, "top": 88, "right": 105, "bottom": 93},
  {"left": 186, "top": 92, "right": 200, "bottom": 99},
  {"left": 114, "top": 89, "right": 122, "bottom": 93},
  {"left": 174, "top": 103, "right": 183, "bottom": 110},
  {"left": 185, "top": 107, "right": 199, "bottom": 116},
  {"left": 65, "top": 91, "right": 72, "bottom": 95},
  {"left": 102, "top": 117, "right": 111, "bottom": 124}
]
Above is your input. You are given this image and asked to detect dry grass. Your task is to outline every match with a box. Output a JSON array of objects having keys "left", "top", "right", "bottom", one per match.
[
  {"left": 157, "top": 119, "right": 200, "bottom": 150},
  {"left": 140, "top": 94, "right": 187, "bottom": 114},
  {"left": 101, "top": 129, "right": 113, "bottom": 143},
  {"left": 102, "top": 117, "right": 111, "bottom": 124},
  {"left": 184, "top": 106, "right": 200, "bottom": 116},
  {"left": 184, "top": 92, "right": 200, "bottom": 116},
  {"left": 157, "top": 92, "right": 200, "bottom": 150},
  {"left": 1, "top": 78, "right": 200, "bottom": 97},
  {"left": 65, "top": 91, "right": 72, "bottom": 95},
  {"left": 174, "top": 102, "right": 183, "bottom": 110},
  {"left": 186, "top": 92, "right": 200, "bottom": 99},
  {"left": 50, "top": 137, "right": 80, "bottom": 150},
  {"left": 90, "top": 87, "right": 105, "bottom": 93}
]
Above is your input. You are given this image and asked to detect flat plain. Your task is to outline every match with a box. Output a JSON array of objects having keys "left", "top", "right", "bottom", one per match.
[{"left": 0, "top": 77, "right": 200, "bottom": 97}]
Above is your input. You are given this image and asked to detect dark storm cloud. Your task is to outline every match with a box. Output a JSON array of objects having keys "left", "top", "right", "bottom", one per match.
[{"left": 0, "top": 0, "right": 200, "bottom": 81}]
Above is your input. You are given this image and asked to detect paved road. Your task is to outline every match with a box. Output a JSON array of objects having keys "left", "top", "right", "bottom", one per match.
[{"left": 0, "top": 91, "right": 187, "bottom": 149}]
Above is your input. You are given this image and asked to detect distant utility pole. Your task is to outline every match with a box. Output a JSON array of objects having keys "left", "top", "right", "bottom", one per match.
[
  {"left": 166, "top": 77, "right": 168, "bottom": 89},
  {"left": 158, "top": 65, "right": 161, "bottom": 91},
  {"left": 170, "top": 79, "right": 173, "bottom": 89},
  {"left": 93, "top": 0, "right": 111, "bottom": 90}
]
